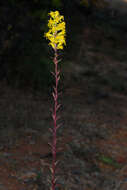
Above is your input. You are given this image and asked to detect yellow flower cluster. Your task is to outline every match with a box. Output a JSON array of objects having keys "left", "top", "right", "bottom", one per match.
[{"left": 45, "top": 11, "right": 66, "bottom": 50}]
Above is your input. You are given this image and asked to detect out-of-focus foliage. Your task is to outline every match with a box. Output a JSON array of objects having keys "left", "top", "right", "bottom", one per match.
[
  {"left": 80, "top": 0, "right": 108, "bottom": 8},
  {"left": 52, "top": 0, "right": 62, "bottom": 8}
]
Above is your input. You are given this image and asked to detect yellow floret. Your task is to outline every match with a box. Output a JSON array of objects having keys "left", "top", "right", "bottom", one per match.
[{"left": 44, "top": 11, "right": 66, "bottom": 50}]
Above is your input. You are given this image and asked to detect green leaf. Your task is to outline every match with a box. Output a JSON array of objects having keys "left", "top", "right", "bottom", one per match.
[{"left": 99, "top": 155, "right": 121, "bottom": 168}]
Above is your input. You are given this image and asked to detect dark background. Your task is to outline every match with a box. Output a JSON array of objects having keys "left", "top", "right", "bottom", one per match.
[{"left": 0, "top": 0, "right": 112, "bottom": 92}]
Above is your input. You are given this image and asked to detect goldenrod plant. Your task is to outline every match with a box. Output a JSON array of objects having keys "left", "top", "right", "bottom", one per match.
[
  {"left": 45, "top": 11, "right": 66, "bottom": 49},
  {"left": 44, "top": 11, "right": 66, "bottom": 190}
]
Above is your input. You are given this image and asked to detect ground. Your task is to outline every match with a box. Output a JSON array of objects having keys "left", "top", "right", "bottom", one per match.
[{"left": 0, "top": 9, "right": 127, "bottom": 190}]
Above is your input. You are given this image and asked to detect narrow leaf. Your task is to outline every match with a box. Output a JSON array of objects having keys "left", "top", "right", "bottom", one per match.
[
  {"left": 56, "top": 104, "right": 61, "bottom": 111},
  {"left": 51, "top": 71, "right": 55, "bottom": 77},
  {"left": 55, "top": 160, "right": 59, "bottom": 166},
  {"left": 57, "top": 76, "right": 60, "bottom": 81},
  {"left": 58, "top": 59, "right": 62, "bottom": 63},
  {"left": 49, "top": 167, "right": 54, "bottom": 174},
  {"left": 99, "top": 155, "right": 121, "bottom": 168},
  {"left": 52, "top": 113, "right": 56, "bottom": 120},
  {"left": 56, "top": 124, "right": 61, "bottom": 130},
  {"left": 48, "top": 142, "right": 53, "bottom": 148}
]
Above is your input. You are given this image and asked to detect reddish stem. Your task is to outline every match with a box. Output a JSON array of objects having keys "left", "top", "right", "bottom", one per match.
[{"left": 51, "top": 48, "right": 60, "bottom": 190}]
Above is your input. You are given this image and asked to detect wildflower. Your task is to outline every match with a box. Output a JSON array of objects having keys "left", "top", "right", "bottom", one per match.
[
  {"left": 44, "top": 10, "right": 66, "bottom": 190},
  {"left": 45, "top": 11, "right": 66, "bottom": 50}
]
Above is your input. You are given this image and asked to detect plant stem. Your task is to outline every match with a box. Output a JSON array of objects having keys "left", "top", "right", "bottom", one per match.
[{"left": 51, "top": 48, "right": 60, "bottom": 190}]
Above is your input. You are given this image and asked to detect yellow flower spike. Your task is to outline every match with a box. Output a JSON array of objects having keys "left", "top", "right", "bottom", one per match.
[{"left": 44, "top": 11, "right": 66, "bottom": 50}]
